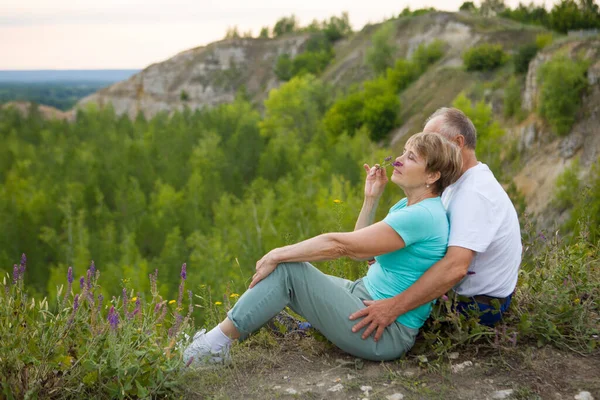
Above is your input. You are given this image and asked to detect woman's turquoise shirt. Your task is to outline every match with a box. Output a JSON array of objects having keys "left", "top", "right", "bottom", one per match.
[{"left": 362, "top": 197, "right": 449, "bottom": 329}]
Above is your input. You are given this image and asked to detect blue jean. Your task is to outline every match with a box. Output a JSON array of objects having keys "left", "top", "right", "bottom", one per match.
[{"left": 455, "top": 294, "right": 513, "bottom": 326}]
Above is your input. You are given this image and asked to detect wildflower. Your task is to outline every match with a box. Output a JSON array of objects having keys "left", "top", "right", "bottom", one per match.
[
  {"left": 89, "top": 261, "right": 96, "bottom": 278},
  {"left": 376, "top": 156, "right": 400, "bottom": 170},
  {"left": 133, "top": 294, "right": 141, "bottom": 316},
  {"left": 79, "top": 276, "right": 85, "bottom": 289},
  {"left": 574, "top": 298, "right": 581, "bottom": 304},
  {"left": 73, "top": 294, "right": 79, "bottom": 311},
  {"left": 333, "top": 199, "right": 342, "bottom": 204},
  {"left": 67, "top": 267, "right": 73, "bottom": 284},
  {"left": 122, "top": 288, "right": 128, "bottom": 305},
  {"left": 230, "top": 293, "right": 240, "bottom": 298},
  {"left": 12, "top": 264, "right": 18, "bottom": 285},
  {"left": 107, "top": 306, "right": 119, "bottom": 330},
  {"left": 154, "top": 302, "right": 163, "bottom": 313},
  {"left": 441, "top": 294, "right": 449, "bottom": 301},
  {"left": 156, "top": 323, "right": 162, "bottom": 327},
  {"left": 131, "top": 297, "right": 138, "bottom": 302},
  {"left": 215, "top": 301, "right": 223, "bottom": 305},
  {"left": 19, "top": 254, "right": 26, "bottom": 278},
  {"left": 180, "top": 263, "right": 187, "bottom": 281},
  {"left": 97, "top": 294, "right": 104, "bottom": 313},
  {"left": 168, "top": 300, "right": 176, "bottom": 305}
]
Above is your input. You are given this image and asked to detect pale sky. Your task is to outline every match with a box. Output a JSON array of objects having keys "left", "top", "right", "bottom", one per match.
[{"left": 1, "top": 0, "right": 551, "bottom": 70}]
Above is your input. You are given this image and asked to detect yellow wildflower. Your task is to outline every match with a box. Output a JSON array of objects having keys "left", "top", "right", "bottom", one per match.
[
  {"left": 333, "top": 199, "right": 342, "bottom": 204},
  {"left": 229, "top": 293, "right": 240, "bottom": 298},
  {"left": 215, "top": 301, "right": 223, "bottom": 305},
  {"left": 574, "top": 298, "right": 581, "bottom": 304},
  {"left": 156, "top": 324, "right": 162, "bottom": 327},
  {"left": 130, "top": 297, "right": 138, "bottom": 302},
  {"left": 168, "top": 300, "right": 176, "bottom": 305}
]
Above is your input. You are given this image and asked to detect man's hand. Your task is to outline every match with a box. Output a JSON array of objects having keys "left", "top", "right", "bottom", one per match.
[{"left": 349, "top": 298, "right": 399, "bottom": 342}]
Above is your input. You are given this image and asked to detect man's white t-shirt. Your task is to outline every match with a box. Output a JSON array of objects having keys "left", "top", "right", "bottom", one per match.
[{"left": 441, "top": 163, "right": 522, "bottom": 298}]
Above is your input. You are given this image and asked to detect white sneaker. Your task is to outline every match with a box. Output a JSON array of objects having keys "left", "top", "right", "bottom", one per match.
[{"left": 183, "top": 329, "right": 231, "bottom": 367}]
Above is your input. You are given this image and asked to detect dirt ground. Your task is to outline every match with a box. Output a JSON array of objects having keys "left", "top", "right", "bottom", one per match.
[{"left": 182, "top": 333, "right": 600, "bottom": 400}]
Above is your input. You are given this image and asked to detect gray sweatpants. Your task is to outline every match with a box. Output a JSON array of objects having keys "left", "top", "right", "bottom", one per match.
[{"left": 227, "top": 262, "right": 419, "bottom": 361}]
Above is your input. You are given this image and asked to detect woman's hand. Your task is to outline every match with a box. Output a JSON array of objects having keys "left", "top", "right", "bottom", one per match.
[
  {"left": 249, "top": 251, "right": 279, "bottom": 288},
  {"left": 363, "top": 164, "right": 388, "bottom": 199}
]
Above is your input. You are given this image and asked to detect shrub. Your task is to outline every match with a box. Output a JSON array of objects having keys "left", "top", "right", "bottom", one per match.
[
  {"left": 365, "top": 22, "right": 397, "bottom": 75},
  {"left": 180, "top": 90, "right": 190, "bottom": 102},
  {"left": 537, "top": 55, "right": 589, "bottom": 135},
  {"left": 535, "top": 33, "right": 554, "bottom": 50},
  {"left": 0, "top": 259, "right": 196, "bottom": 398},
  {"left": 503, "top": 76, "right": 523, "bottom": 118},
  {"left": 411, "top": 39, "right": 445, "bottom": 72},
  {"left": 463, "top": 43, "right": 508, "bottom": 71},
  {"left": 513, "top": 43, "right": 538, "bottom": 74},
  {"left": 273, "top": 15, "right": 298, "bottom": 37},
  {"left": 274, "top": 54, "right": 293, "bottom": 81}
]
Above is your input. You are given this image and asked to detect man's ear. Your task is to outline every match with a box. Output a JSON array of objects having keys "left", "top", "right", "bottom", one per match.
[{"left": 454, "top": 135, "right": 466, "bottom": 148}]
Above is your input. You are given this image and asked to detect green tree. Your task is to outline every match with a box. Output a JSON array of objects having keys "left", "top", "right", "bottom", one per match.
[
  {"left": 365, "top": 22, "right": 397, "bottom": 75},
  {"left": 274, "top": 54, "right": 293, "bottom": 81},
  {"left": 537, "top": 55, "right": 589, "bottom": 135},
  {"left": 459, "top": 1, "right": 477, "bottom": 12},
  {"left": 273, "top": 15, "right": 298, "bottom": 37}
]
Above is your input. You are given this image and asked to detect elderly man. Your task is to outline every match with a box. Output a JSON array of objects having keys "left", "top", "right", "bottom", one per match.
[{"left": 350, "top": 107, "right": 522, "bottom": 340}]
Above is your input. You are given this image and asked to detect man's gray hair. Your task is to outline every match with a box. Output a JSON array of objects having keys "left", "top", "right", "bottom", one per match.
[{"left": 425, "top": 107, "right": 477, "bottom": 149}]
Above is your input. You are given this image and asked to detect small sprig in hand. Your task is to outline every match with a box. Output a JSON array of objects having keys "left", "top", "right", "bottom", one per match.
[{"left": 375, "top": 156, "right": 402, "bottom": 170}]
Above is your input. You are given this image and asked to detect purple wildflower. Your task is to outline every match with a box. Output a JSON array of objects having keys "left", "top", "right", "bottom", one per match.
[
  {"left": 156, "top": 302, "right": 168, "bottom": 325},
  {"left": 538, "top": 232, "right": 547, "bottom": 241},
  {"left": 73, "top": 294, "right": 80, "bottom": 311},
  {"left": 12, "top": 264, "right": 19, "bottom": 285},
  {"left": 67, "top": 267, "right": 73, "bottom": 284},
  {"left": 108, "top": 306, "right": 119, "bottom": 330},
  {"left": 154, "top": 302, "right": 162, "bottom": 313},
  {"left": 168, "top": 314, "right": 184, "bottom": 338},
  {"left": 133, "top": 294, "right": 141, "bottom": 317},
  {"left": 79, "top": 276, "right": 85, "bottom": 289},
  {"left": 441, "top": 294, "right": 449, "bottom": 301},
  {"left": 185, "top": 357, "right": 194, "bottom": 368},
  {"left": 89, "top": 261, "right": 96, "bottom": 278},
  {"left": 98, "top": 294, "right": 104, "bottom": 313},
  {"left": 180, "top": 263, "right": 187, "bottom": 280},
  {"left": 384, "top": 156, "right": 393, "bottom": 162},
  {"left": 187, "top": 290, "right": 193, "bottom": 317},
  {"left": 19, "top": 254, "right": 26, "bottom": 278}
]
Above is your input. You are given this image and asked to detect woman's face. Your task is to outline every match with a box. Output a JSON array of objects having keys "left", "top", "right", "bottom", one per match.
[{"left": 391, "top": 143, "right": 431, "bottom": 191}]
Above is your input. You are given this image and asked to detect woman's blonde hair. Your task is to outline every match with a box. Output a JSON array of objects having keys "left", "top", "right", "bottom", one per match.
[{"left": 405, "top": 131, "right": 462, "bottom": 194}]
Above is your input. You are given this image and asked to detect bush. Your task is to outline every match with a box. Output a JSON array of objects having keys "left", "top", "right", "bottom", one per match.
[
  {"left": 411, "top": 39, "right": 445, "bottom": 72},
  {"left": 365, "top": 22, "right": 397, "bottom": 75},
  {"left": 513, "top": 43, "right": 538, "bottom": 74},
  {"left": 535, "top": 33, "right": 554, "bottom": 50},
  {"left": 274, "top": 54, "right": 293, "bottom": 81},
  {"left": 537, "top": 55, "right": 589, "bottom": 135},
  {"left": 463, "top": 43, "right": 508, "bottom": 71},
  {"left": 0, "top": 259, "right": 196, "bottom": 398},
  {"left": 504, "top": 76, "right": 522, "bottom": 118}
]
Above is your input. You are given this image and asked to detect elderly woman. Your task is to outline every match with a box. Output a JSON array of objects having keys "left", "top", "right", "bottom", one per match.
[{"left": 184, "top": 131, "right": 461, "bottom": 364}]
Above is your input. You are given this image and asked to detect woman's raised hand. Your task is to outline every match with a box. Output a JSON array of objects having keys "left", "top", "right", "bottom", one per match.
[{"left": 363, "top": 164, "right": 388, "bottom": 199}]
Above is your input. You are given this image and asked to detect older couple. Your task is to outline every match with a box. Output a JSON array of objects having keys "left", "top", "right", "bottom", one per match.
[{"left": 183, "top": 108, "right": 522, "bottom": 365}]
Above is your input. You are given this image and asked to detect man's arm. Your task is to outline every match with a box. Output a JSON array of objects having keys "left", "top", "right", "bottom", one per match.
[{"left": 349, "top": 246, "right": 474, "bottom": 341}]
